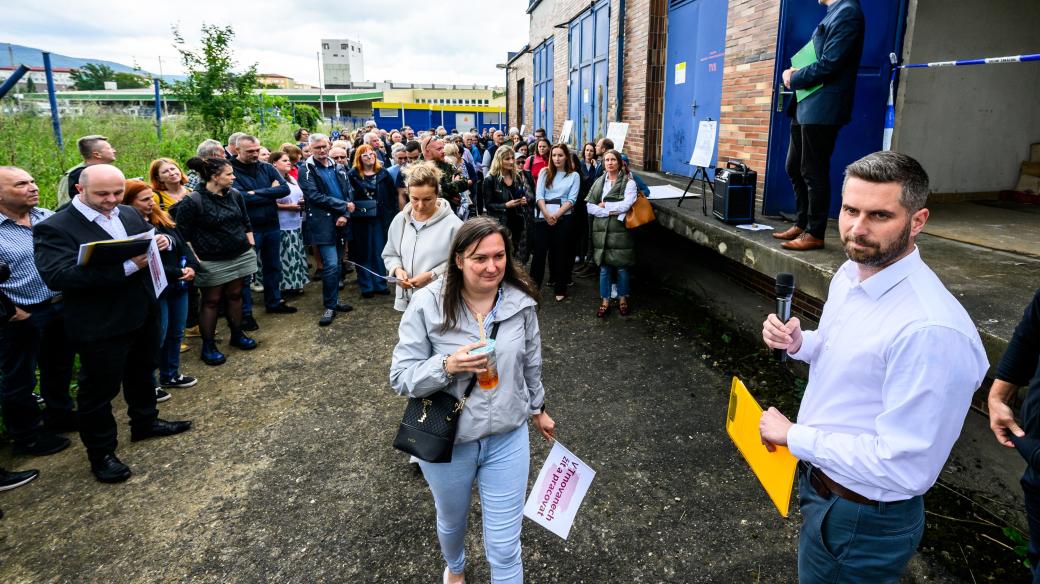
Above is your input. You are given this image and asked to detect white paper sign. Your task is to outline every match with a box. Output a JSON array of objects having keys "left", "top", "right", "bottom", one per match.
[
  {"left": 647, "top": 184, "right": 694, "bottom": 200},
  {"left": 689, "top": 120, "right": 718, "bottom": 168},
  {"left": 559, "top": 120, "right": 574, "bottom": 145},
  {"left": 606, "top": 122, "right": 629, "bottom": 154},
  {"left": 675, "top": 61, "right": 687, "bottom": 85},
  {"left": 520, "top": 124, "right": 526, "bottom": 137},
  {"left": 145, "top": 230, "right": 168, "bottom": 298},
  {"left": 523, "top": 442, "right": 596, "bottom": 540}
]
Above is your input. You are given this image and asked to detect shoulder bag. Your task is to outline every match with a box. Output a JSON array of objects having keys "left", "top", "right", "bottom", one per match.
[
  {"left": 393, "top": 322, "right": 501, "bottom": 463},
  {"left": 625, "top": 191, "right": 656, "bottom": 229}
]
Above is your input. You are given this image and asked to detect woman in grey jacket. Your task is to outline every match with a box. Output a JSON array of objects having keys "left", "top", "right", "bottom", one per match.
[
  {"left": 382, "top": 162, "right": 463, "bottom": 311},
  {"left": 390, "top": 218, "right": 556, "bottom": 584}
]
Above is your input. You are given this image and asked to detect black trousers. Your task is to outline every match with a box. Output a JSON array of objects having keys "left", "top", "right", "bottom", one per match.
[
  {"left": 785, "top": 121, "right": 841, "bottom": 239},
  {"left": 74, "top": 307, "right": 161, "bottom": 460},
  {"left": 0, "top": 301, "right": 75, "bottom": 444},
  {"left": 530, "top": 215, "right": 574, "bottom": 296}
]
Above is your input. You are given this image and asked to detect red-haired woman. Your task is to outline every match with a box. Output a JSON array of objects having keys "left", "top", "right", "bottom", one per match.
[
  {"left": 148, "top": 158, "right": 191, "bottom": 213},
  {"left": 346, "top": 144, "right": 397, "bottom": 298},
  {"left": 124, "top": 180, "right": 200, "bottom": 396}
]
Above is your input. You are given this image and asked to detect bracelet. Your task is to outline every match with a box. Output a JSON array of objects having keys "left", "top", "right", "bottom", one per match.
[{"left": 441, "top": 354, "right": 455, "bottom": 381}]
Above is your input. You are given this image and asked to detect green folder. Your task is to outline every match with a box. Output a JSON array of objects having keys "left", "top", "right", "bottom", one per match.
[{"left": 791, "top": 39, "right": 823, "bottom": 102}]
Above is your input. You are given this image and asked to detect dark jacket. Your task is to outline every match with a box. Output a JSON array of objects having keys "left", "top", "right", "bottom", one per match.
[
  {"left": 230, "top": 158, "right": 290, "bottom": 232},
  {"left": 155, "top": 224, "right": 200, "bottom": 285},
  {"left": 33, "top": 204, "right": 155, "bottom": 343},
  {"left": 790, "top": 0, "right": 865, "bottom": 126},
  {"left": 483, "top": 172, "right": 534, "bottom": 226},
  {"left": 298, "top": 156, "right": 353, "bottom": 246},
  {"left": 346, "top": 167, "right": 398, "bottom": 235},
  {"left": 433, "top": 160, "right": 470, "bottom": 212},
  {"left": 171, "top": 188, "right": 253, "bottom": 261}
]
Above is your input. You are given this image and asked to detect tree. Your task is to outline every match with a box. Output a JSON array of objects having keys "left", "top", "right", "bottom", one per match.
[
  {"left": 170, "top": 24, "right": 258, "bottom": 139},
  {"left": 291, "top": 104, "right": 322, "bottom": 129},
  {"left": 71, "top": 64, "right": 115, "bottom": 90},
  {"left": 113, "top": 72, "right": 151, "bottom": 89}
]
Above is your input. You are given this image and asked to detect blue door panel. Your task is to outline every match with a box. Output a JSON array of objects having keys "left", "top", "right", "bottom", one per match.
[
  {"left": 569, "top": 0, "right": 610, "bottom": 147},
  {"left": 762, "top": 0, "right": 908, "bottom": 217},
  {"left": 661, "top": 0, "right": 728, "bottom": 175}
]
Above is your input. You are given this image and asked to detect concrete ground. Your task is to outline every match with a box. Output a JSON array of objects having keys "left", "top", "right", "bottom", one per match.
[{"left": 0, "top": 271, "right": 967, "bottom": 583}]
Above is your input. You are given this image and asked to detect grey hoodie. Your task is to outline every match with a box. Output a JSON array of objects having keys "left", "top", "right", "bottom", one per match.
[
  {"left": 390, "top": 280, "right": 545, "bottom": 444},
  {"left": 382, "top": 198, "right": 463, "bottom": 311}
]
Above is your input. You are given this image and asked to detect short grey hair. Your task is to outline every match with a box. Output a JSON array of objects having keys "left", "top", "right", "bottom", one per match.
[
  {"left": 844, "top": 151, "right": 930, "bottom": 214},
  {"left": 309, "top": 133, "right": 330, "bottom": 145},
  {"left": 227, "top": 132, "right": 246, "bottom": 147},
  {"left": 363, "top": 131, "right": 379, "bottom": 145},
  {"left": 237, "top": 134, "right": 259, "bottom": 146},
  {"left": 390, "top": 142, "right": 407, "bottom": 155},
  {"left": 196, "top": 139, "right": 224, "bottom": 159},
  {"left": 77, "top": 135, "right": 109, "bottom": 159}
]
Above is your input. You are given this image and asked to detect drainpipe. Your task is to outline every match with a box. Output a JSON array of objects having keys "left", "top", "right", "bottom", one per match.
[
  {"left": 615, "top": 0, "right": 626, "bottom": 122},
  {"left": 0, "top": 64, "right": 29, "bottom": 100}
]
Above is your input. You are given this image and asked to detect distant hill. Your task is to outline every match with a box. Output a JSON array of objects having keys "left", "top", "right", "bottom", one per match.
[{"left": 1, "top": 42, "right": 185, "bottom": 82}]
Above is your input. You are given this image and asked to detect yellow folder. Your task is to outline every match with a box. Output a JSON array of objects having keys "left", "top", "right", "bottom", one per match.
[{"left": 726, "top": 377, "right": 798, "bottom": 517}]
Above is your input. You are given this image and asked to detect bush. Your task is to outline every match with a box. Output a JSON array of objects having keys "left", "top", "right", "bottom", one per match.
[{"left": 0, "top": 108, "right": 297, "bottom": 209}]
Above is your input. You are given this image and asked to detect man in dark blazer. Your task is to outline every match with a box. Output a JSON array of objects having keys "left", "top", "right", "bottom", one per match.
[
  {"left": 774, "top": 0, "right": 865, "bottom": 251},
  {"left": 33, "top": 164, "right": 191, "bottom": 483}
]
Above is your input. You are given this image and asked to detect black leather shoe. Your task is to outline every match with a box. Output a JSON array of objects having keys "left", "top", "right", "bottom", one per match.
[
  {"left": 0, "top": 467, "right": 40, "bottom": 491},
  {"left": 130, "top": 419, "right": 193, "bottom": 442},
  {"left": 91, "top": 454, "right": 131, "bottom": 483},
  {"left": 265, "top": 301, "right": 298, "bottom": 314},
  {"left": 13, "top": 433, "right": 70, "bottom": 457},
  {"left": 240, "top": 314, "right": 260, "bottom": 331},
  {"left": 333, "top": 303, "right": 354, "bottom": 313}
]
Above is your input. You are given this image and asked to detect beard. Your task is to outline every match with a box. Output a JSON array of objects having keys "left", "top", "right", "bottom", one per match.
[{"left": 842, "top": 219, "right": 912, "bottom": 268}]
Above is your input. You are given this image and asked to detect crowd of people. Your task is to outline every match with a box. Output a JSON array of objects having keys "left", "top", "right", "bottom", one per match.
[{"left": 0, "top": 122, "right": 639, "bottom": 500}]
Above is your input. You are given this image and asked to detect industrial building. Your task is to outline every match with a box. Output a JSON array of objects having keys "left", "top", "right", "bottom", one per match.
[
  {"left": 505, "top": 0, "right": 1040, "bottom": 209},
  {"left": 321, "top": 39, "right": 365, "bottom": 87}
]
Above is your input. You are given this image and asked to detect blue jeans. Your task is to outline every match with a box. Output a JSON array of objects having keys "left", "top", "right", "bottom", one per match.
[
  {"left": 599, "top": 266, "right": 630, "bottom": 299},
  {"left": 0, "top": 301, "right": 75, "bottom": 443},
  {"left": 253, "top": 229, "right": 284, "bottom": 309},
  {"left": 157, "top": 287, "right": 189, "bottom": 381},
  {"left": 419, "top": 424, "right": 529, "bottom": 583},
  {"left": 317, "top": 243, "right": 343, "bottom": 309},
  {"left": 797, "top": 469, "right": 924, "bottom": 583}
]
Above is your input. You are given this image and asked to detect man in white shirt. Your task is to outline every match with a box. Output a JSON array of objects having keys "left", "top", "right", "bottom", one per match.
[{"left": 760, "top": 151, "right": 989, "bottom": 583}]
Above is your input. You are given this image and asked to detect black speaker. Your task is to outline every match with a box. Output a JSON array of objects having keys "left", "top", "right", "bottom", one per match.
[{"left": 713, "top": 161, "right": 757, "bottom": 224}]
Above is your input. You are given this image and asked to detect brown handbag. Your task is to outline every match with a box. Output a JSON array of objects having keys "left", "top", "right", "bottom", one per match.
[{"left": 624, "top": 193, "right": 656, "bottom": 229}]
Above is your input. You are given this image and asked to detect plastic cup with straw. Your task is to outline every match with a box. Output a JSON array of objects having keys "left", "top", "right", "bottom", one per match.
[{"left": 469, "top": 311, "right": 498, "bottom": 390}]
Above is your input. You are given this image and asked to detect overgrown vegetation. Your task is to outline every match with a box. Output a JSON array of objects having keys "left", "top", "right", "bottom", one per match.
[{"left": 0, "top": 110, "right": 299, "bottom": 210}]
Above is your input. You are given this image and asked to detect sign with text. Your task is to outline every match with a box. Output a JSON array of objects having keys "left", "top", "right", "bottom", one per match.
[
  {"left": 689, "top": 120, "right": 718, "bottom": 168},
  {"left": 606, "top": 122, "right": 630, "bottom": 154},
  {"left": 559, "top": 120, "right": 574, "bottom": 145},
  {"left": 523, "top": 442, "right": 596, "bottom": 539}
]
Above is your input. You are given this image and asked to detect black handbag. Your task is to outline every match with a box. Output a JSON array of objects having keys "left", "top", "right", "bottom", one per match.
[
  {"left": 351, "top": 199, "right": 379, "bottom": 218},
  {"left": 393, "top": 322, "right": 500, "bottom": 463}
]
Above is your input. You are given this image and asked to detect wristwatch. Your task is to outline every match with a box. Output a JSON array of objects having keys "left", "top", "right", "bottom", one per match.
[
  {"left": 430, "top": 272, "right": 439, "bottom": 281},
  {"left": 441, "top": 354, "right": 455, "bottom": 381}
]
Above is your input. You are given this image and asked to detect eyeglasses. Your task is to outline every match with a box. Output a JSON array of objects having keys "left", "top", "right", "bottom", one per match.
[{"left": 332, "top": 155, "right": 348, "bottom": 161}]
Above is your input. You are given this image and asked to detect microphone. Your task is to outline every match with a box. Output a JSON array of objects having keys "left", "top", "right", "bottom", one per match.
[{"left": 775, "top": 273, "right": 796, "bottom": 363}]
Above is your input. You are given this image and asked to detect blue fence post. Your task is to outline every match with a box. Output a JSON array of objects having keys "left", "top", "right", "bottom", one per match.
[
  {"left": 153, "top": 78, "right": 162, "bottom": 141},
  {"left": 42, "top": 52, "right": 64, "bottom": 152}
]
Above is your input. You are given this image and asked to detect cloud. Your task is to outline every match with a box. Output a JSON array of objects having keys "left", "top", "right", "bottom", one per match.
[{"left": 3, "top": 0, "right": 530, "bottom": 86}]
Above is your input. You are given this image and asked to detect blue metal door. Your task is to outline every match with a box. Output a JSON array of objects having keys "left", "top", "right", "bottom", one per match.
[
  {"left": 762, "top": 0, "right": 908, "bottom": 217},
  {"left": 569, "top": 0, "right": 610, "bottom": 147},
  {"left": 533, "top": 39, "right": 554, "bottom": 139},
  {"left": 661, "top": 0, "right": 728, "bottom": 175}
]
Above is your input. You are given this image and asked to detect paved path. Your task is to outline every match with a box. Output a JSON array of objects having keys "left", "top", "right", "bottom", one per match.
[{"left": 0, "top": 275, "right": 949, "bottom": 582}]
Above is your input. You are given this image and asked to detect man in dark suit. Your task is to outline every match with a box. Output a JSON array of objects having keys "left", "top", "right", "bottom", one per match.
[
  {"left": 33, "top": 164, "right": 191, "bottom": 483},
  {"left": 774, "top": 0, "right": 865, "bottom": 251}
]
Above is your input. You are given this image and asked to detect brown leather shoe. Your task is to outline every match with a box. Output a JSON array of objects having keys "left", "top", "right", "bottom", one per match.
[
  {"left": 772, "top": 226, "right": 805, "bottom": 240},
  {"left": 781, "top": 233, "right": 825, "bottom": 251}
]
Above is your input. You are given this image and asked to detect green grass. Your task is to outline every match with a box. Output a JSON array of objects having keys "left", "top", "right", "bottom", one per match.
[{"left": 0, "top": 108, "right": 299, "bottom": 210}]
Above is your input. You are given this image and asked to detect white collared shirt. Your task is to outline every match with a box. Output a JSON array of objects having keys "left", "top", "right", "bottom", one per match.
[
  {"left": 71, "top": 196, "right": 141, "bottom": 276},
  {"left": 786, "top": 247, "right": 989, "bottom": 502}
]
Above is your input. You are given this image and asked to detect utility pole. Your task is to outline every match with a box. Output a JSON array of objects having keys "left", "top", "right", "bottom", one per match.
[{"left": 317, "top": 50, "right": 326, "bottom": 130}]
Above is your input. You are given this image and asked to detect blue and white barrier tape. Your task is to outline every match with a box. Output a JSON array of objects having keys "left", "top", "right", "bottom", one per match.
[{"left": 898, "top": 53, "right": 1040, "bottom": 69}]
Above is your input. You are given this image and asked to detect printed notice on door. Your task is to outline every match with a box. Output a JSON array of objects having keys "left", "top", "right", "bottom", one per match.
[{"left": 675, "top": 61, "right": 687, "bottom": 85}]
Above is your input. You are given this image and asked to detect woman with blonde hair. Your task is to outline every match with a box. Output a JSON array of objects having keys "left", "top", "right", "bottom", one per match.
[
  {"left": 382, "top": 161, "right": 463, "bottom": 311},
  {"left": 482, "top": 145, "right": 533, "bottom": 258},
  {"left": 124, "top": 180, "right": 200, "bottom": 395},
  {"left": 148, "top": 158, "right": 190, "bottom": 212}
]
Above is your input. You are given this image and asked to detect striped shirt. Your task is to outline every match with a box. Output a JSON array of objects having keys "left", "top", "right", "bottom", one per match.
[{"left": 0, "top": 206, "right": 58, "bottom": 305}]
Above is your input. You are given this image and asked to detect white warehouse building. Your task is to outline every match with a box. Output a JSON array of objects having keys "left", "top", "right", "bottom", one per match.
[{"left": 321, "top": 39, "right": 365, "bottom": 87}]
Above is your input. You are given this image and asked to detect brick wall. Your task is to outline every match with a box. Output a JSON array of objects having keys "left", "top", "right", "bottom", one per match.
[
  {"left": 717, "top": 0, "right": 780, "bottom": 192},
  {"left": 509, "top": 0, "right": 665, "bottom": 170},
  {"left": 506, "top": 54, "right": 533, "bottom": 132}
]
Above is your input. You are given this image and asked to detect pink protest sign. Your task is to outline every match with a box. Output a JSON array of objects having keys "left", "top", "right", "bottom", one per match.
[{"left": 523, "top": 441, "right": 596, "bottom": 539}]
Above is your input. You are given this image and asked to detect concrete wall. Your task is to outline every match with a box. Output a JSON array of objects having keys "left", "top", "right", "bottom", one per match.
[{"left": 894, "top": 0, "right": 1040, "bottom": 194}]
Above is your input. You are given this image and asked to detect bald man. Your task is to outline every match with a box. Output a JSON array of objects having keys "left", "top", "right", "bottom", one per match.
[{"left": 34, "top": 164, "right": 191, "bottom": 483}]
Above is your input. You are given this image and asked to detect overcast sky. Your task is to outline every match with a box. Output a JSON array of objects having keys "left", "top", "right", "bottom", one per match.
[{"left": 5, "top": 1, "right": 530, "bottom": 86}]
